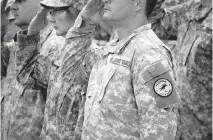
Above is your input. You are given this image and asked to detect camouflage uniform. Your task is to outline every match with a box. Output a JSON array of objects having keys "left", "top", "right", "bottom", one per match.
[
  {"left": 38, "top": 0, "right": 99, "bottom": 139},
  {"left": 40, "top": 16, "right": 97, "bottom": 140},
  {"left": 82, "top": 24, "right": 179, "bottom": 140},
  {"left": 151, "top": 1, "right": 212, "bottom": 139},
  {"left": 1, "top": 24, "right": 65, "bottom": 140}
]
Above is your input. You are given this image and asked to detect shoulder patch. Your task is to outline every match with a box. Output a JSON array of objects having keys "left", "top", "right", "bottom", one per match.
[{"left": 142, "top": 61, "right": 179, "bottom": 108}]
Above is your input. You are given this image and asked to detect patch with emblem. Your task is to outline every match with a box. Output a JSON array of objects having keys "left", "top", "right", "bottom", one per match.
[
  {"left": 154, "top": 78, "right": 173, "bottom": 97},
  {"left": 109, "top": 57, "right": 130, "bottom": 67}
]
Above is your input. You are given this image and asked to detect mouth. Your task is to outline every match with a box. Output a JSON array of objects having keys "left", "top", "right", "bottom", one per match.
[{"left": 104, "top": 7, "right": 110, "bottom": 12}]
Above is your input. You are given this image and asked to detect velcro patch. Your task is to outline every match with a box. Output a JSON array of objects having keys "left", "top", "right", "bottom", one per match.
[
  {"left": 142, "top": 61, "right": 179, "bottom": 108},
  {"left": 109, "top": 57, "right": 130, "bottom": 67}
]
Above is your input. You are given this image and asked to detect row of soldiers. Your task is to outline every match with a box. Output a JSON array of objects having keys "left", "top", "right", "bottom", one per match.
[{"left": 1, "top": 0, "right": 212, "bottom": 140}]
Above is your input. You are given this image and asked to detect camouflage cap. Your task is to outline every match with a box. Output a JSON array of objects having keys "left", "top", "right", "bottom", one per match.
[{"left": 40, "top": 0, "right": 89, "bottom": 10}]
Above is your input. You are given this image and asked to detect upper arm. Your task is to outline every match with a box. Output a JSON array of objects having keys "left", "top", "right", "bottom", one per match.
[{"left": 132, "top": 48, "right": 179, "bottom": 140}]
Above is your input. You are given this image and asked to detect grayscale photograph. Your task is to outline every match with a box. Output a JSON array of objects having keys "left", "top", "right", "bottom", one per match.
[{"left": 1, "top": 0, "right": 212, "bottom": 140}]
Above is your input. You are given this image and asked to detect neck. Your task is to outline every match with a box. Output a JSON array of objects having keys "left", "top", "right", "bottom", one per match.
[{"left": 114, "top": 13, "right": 148, "bottom": 40}]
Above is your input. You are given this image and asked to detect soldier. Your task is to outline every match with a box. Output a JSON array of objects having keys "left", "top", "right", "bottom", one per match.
[
  {"left": 1, "top": 0, "right": 65, "bottom": 140},
  {"left": 81, "top": 0, "right": 180, "bottom": 139},
  {"left": 1, "top": 0, "right": 107, "bottom": 139},
  {"left": 37, "top": 0, "right": 104, "bottom": 139},
  {"left": 151, "top": 0, "right": 212, "bottom": 139}
]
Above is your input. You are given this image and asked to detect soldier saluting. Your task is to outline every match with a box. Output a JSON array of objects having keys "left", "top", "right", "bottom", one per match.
[{"left": 80, "top": 0, "right": 180, "bottom": 139}]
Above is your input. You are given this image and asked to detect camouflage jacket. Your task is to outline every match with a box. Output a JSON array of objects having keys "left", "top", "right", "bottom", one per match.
[
  {"left": 151, "top": 1, "right": 212, "bottom": 139},
  {"left": 82, "top": 24, "right": 179, "bottom": 140},
  {"left": 40, "top": 16, "right": 97, "bottom": 140},
  {"left": 151, "top": 0, "right": 212, "bottom": 39},
  {"left": 1, "top": 25, "right": 65, "bottom": 140}
]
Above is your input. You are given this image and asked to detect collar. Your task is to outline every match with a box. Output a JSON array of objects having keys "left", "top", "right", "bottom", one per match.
[{"left": 100, "top": 24, "right": 152, "bottom": 57}]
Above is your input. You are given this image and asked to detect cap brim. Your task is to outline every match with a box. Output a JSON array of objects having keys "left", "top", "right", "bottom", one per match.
[{"left": 40, "top": 0, "right": 71, "bottom": 8}]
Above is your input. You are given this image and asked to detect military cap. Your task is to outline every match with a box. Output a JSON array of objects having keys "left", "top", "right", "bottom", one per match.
[{"left": 40, "top": 0, "right": 89, "bottom": 10}]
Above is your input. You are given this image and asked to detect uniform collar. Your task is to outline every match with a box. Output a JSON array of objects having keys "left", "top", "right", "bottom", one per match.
[{"left": 100, "top": 24, "right": 152, "bottom": 57}]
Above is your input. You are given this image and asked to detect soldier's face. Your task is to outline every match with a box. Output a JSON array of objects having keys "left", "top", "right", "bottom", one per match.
[
  {"left": 102, "top": 0, "right": 135, "bottom": 24},
  {"left": 47, "top": 8, "right": 76, "bottom": 36},
  {"left": 11, "top": 0, "right": 40, "bottom": 29}
]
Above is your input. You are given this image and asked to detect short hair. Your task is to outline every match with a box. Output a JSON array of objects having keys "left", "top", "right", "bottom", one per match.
[{"left": 146, "top": 0, "right": 157, "bottom": 16}]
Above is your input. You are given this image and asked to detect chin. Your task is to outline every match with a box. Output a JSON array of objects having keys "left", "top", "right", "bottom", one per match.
[
  {"left": 103, "top": 14, "right": 111, "bottom": 21},
  {"left": 56, "top": 30, "right": 66, "bottom": 37},
  {"left": 13, "top": 19, "right": 22, "bottom": 26}
]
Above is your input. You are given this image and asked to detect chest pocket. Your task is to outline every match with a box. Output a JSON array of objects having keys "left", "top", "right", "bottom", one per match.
[
  {"left": 97, "top": 66, "right": 116, "bottom": 102},
  {"left": 97, "top": 55, "right": 132, "bottom": 102}
]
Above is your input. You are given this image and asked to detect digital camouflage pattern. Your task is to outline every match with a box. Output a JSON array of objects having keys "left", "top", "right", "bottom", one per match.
[
  {"left": 39, "top": 16, "right": 97, "bottom": 140},
  {"left": 82, "top": 24, "right": 179, "bottom": 140},
  {"left": 151, "top": 0, "right": 212, "bottom": 139},
  {"left": 1, "top": 24, "right": 65, "bottom": 140},
  {"left": 40, "top": 0, "right": 89, "bottom": 10}
]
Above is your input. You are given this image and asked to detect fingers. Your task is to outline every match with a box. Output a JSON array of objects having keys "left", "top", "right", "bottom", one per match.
[
  {"left": 37, "top": 7, "right": 48, "bottom": 16},
  {"left": 34, "top": 7, "right": 48, "bottom": 21},
  {"left": 86, "top": 0, "right": 103, "bottom": 8},
  {"left": 95, "top": 0, "right": 104, "bottom": 7},
  {"left": 97, "top": 0, "right": 103, "bottom": 6},
  {"left": 40, "top": 7, "right": 48, "bottom": 13}
]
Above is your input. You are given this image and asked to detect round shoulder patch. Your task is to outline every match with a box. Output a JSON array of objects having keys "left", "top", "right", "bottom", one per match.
[{"left": 154, "top": 78, "right": 173, "bottom": 97}]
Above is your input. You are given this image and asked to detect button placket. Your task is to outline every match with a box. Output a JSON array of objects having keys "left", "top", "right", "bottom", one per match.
[{"left": 97, "top": 67, "right": 116, "bottom": 102}]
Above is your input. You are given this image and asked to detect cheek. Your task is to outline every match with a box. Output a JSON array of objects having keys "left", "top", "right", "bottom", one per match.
[
  {"left": 110, "top": 0, "right": 134, "bottom": 18},
  {"left": 55, "top": 13, "right": 75, "bottom": 33}
]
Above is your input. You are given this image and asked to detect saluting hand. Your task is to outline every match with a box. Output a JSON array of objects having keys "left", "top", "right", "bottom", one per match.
[
  {"left": 28, "top": 7, "right": 49, "bottom": 35},
  {"left": 80, "top": 0, "right": 104, "bottom": 24}
]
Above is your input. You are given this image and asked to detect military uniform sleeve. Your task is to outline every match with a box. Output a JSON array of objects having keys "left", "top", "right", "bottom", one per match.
[
  {"left": 151, "top": 0, "right": 194, "bottom": 39},
  {"left": 60, "top": 15, "right": 96, "bottom": 77},
  {"left": 132, "top": 48, "right": 179, "bottom": 140},
  {"left": 15, "top": 30, "right": 51, "bottom": 89}
]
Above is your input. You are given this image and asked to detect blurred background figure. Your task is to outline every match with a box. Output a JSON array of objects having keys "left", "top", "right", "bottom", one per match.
[
  {"left": 150, "top": 0, "right": 212, "bottom": 139},
  {"left": 1, "top": 0, "right": 10, "bottom": 79},
  {"left": 3, "top": 4, "right": 21, "bottom": 42},
  {"left": 1, "top": 0, "right": 56, "bottom": 140}
]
